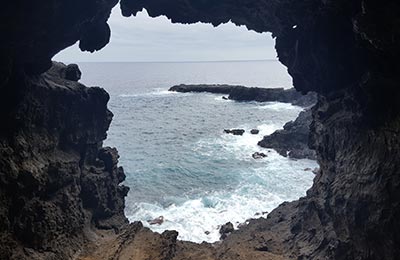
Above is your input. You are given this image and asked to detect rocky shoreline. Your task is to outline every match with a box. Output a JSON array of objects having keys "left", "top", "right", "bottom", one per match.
[
  {"left": 172, "top": 84, "right": 317, "bottom": 160},
  {"left": 258, "top": 109, "right": 316, "bottom": 160}
]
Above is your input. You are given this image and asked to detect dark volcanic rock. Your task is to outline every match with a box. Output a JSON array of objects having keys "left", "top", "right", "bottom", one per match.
[
  {"left": 258, "top": 109, "right": 316, "bottom": 160},
  {"left": 252, "top": 152, "right": 267, "bottom": 159},
  {"left": 0, "top": 0, "right": 118, "bottom": 76},
  {"left": 224, "top": 129, "right": 245, "bottom": 136},
  {"left": 169, "top": 84, "right": 235, "bottom": 94},
  {"left": 228, "top": 87, "right": 317, "bottom": 107},
  {"left": 219, "top": 222, "right": 234, "bottom": 240},
  {"left": 250, "top": 129, "right": 260, "bottom": 135},
  {"left": 0, "top": 62, "right": 128, "bottom": 259},
  {"left": 65, "top": 64, "right": 82, "bottom": 81},
  {"left": 170, "top": 84, "right": 317, "bottom": 107}
]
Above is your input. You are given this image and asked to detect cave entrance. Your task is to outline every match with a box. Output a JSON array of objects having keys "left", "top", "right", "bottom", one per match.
[{"left": 55, "top": 9, "right": 318, "bottom": 243}]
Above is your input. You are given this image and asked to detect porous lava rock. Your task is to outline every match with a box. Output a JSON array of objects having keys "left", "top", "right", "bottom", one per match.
[{"left": 0, "top": 62, "right": 128, "bottom": 259}]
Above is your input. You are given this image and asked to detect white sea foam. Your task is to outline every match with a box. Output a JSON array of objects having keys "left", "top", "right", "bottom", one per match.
[
  {"left": 127, "top": 185, "right": 285, "bottom": 243},
  {"left": 127, "top": 121, "right": 318, "bottom": 243},
  {"left": 196, "top": 123, "right": 282, "bottom": 161},
  {"left": 118, "top": 88, "right": 192, "bottom": 98},
  {"left": 257, "top": 102, "right": 300, "bottom": 111},
  {"left": 213, "top": 96, "right": 233, "bottom": 102}
]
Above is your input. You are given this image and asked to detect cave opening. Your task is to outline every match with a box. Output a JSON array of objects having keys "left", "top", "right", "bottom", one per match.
[
  {"left": 55, "top": 9, "right": 318, "bottom": 243},
  {"left": 2, "top": 0, "right": 400, "bottom": 259}
]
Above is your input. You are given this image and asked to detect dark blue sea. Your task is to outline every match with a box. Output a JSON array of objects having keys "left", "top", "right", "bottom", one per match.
[{"left": 77, "top": 60, "right": 317, "bottom": 242}]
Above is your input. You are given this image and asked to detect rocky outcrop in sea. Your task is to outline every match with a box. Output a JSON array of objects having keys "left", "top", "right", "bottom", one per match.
[
  {"left": 170, "top": 84, "right": 317, "bottom": 107},
  {"left": 171, "top": 84, "right": 317, "bottom": 160}
]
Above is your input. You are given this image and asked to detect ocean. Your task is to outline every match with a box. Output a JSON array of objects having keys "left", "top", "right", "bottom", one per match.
[{"left": 77, "top": 60, "right": 318, "bottom": 243}]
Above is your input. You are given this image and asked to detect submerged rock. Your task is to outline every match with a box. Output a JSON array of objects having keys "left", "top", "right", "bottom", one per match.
[{"left": 148, "top": 216, "right": 164, "bottom": 225}]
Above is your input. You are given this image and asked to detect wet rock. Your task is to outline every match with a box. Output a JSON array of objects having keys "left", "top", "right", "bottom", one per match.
[
  {"left": 250, "top": 129, "right": 260, "bottom": 135},
  {"left": 147, "top": 216, "right": 164, "bottom": 225},
  {"left": 312, "top": 168, "right": 320, "bottom": 174},
  {"left": 252, "top": 152, "right": 267, "bottom": 159},
  {"left": 169, "top": 84, "right": 317, "bottom": 108},
  {"left": 219, "top": 222, "right": 234, "bottom": 240},
  {"left": 169, "top": 84, "right": 234, "bottom": 94},
  {"left": 258, "top": 109, "right": 316, "bottom": 160},
  {"left": 224, "top": 129, "right": 245, "bottom": 136}
]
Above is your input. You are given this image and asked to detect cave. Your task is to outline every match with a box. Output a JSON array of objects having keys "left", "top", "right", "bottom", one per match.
[{"left": 1, "top": 1, "right": 400, "bottom": 260}]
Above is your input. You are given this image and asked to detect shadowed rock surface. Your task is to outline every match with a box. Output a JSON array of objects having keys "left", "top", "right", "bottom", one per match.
[
  {"left": 258, "top": 109, "right": 316, "bottom": 160},
  {"left": 0, "top": 62, "right": 128, "bottom": 259},
  {"left": 170, "top": 84, "right": 317, "bottom": 107},
  {"left": 1, "top": 0, "right": 400, "bottom": 259}
]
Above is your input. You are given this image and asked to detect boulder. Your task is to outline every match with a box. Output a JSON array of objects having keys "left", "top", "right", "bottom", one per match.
[
  {"left": 250, "top": 129, "right": 260, "bottom": 134},
  {"left": 219, "top": 222, "right": 234, "bottom": 240},
  {"left": 65, "top": 64, "right": 82, "bottom": 81},
  {"left": 252, "top": 152, "right": 267, "bottom": 159}
]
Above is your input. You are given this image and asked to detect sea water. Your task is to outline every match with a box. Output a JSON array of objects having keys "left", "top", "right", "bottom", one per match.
[{"left": 77, "top": 61, "right": 318, "bottom": 243}]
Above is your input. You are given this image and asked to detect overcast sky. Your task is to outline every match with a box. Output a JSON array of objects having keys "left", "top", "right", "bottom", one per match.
[{"left": 55, "top": 8, "right": 277, "bottom": 62}]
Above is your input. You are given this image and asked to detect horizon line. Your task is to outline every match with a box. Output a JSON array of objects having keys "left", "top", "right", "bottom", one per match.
[{"left": 54, "top": 58, "right": 279, "bottom": 64}]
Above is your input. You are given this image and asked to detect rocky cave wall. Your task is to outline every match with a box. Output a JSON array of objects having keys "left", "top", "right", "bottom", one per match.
[
  {"left": 121, "top": 1, "right": 400, "bottom": 258},
  {"left": 1, "top": 0, "right": 400, "bottom": 259}
]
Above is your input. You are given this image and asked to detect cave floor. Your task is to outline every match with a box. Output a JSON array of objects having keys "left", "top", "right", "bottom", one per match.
[{"left": 76, "top": 222, "right": 287, "bottom": 260}]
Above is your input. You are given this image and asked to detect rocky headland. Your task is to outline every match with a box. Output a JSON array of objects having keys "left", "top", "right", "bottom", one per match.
[
  {"left": 2, "top": 0, "right": 400, "bottom": 259},
  {"left": 169, "top": 84, "right": 317, "bottom": 107}
]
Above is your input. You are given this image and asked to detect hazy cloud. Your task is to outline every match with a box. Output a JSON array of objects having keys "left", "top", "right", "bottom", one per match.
[{"left": 55, "top": 9, "right": 277, "bottom": 62}]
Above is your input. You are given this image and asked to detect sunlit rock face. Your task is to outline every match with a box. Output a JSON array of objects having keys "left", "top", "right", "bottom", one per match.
[{"left": 1, "top": 0, "right": 400, "bottom": 259}]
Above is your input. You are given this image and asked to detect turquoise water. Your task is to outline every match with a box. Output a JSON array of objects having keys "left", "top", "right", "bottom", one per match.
[{"left": 77, "top": 61, "right": 317, "bottom": 242}]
